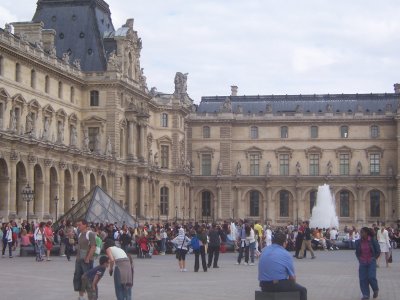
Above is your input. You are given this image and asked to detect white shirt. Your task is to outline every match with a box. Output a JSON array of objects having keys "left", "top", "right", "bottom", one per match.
[
  {"left": 110, "top": 246, "right": 128, "bottom": 260},
  {"left": 330, "top": 229, "right": 338, "bottom": 240}
]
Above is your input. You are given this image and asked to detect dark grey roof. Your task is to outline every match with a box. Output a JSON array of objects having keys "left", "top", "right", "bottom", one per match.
[
  {"left": 198, "top": 93, "right": 399, "bottom": 114},
  {"left": 32, "top": 0, "right": 115, "bottom": 72}
]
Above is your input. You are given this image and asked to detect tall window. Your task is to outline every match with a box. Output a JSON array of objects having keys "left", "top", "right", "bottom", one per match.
[
  {"left": 340, "top": 191, "right": 350, "bottom": 217},
  {"left": 250, "top": 126, "right": 258, "bottom": 139},
  {"left": 70, "top": 87, "right": 75, "bottom": 103},
  {"left": 160, "top": 186, "right": 169, "bottom": 215},
  {"left": 88, "top": 127, "right": 99, "bottom": 152},
  {"left": 15, "top": 63, "right": 21, "bottom": 82},
  {"left": 370, "top": 190, "right": 380, "bottom": 217},
  {"left": 310, "top": 126, "right": 318, "bottom": 138},
  {"left": 161, "top": 145, "right": 169, "bottom": 168},
  {"left": 279, "top": 154, "right": 289, "bottom": 175},
  {"left": 370, "top": 125, "right": 379, "bottom": 138},
  {"left": 370, "top": 154, "right": 380, "bottom": 175},
  {"left": 310, "top": 190, "right": 317, "bottom": 214},
  {"left": 279, "top": 190, "right": 289, "bottom": 217},
  {"left": 202, "top": 191, "right": 211, "bottom": 217},
  {"left": 90, "top": 90, "right": 99, "bottom": 106},
  {"left": 309, "top": 154, "right": 319, "bottom": 176},
  {"left": 201, "top": 154, "right": 211, "bottom": 175},
  {"left": 250, "top": 190, "right": 260, "bottom": 216},
  {"left": 30, "top": 69, "right": 36, "bottom": 89},
  {"left": 340, "top": 125, "right": 349, "bottom": 138},
  {"left": 250, "top": 153, "right": 260, "bottom": 175},
  {"left": 203, "top": 126, "right": 210, "bottom": 138},
  {"left": 45, "top": 75, "right": 50, "bottom": 93},
  {"left": 280, "top": 126, "right": 288, "bottom": 138},
  {"left": 58, "top": 81, "right": 63, "bottom": 99},
  {"left": 339, "top": 153, "right": 349, "bottom": 175},
  {"left": 161, "top": 113, "right": 168, "bottom": 127},
  {"left": 0, "top": 55, "right": 3, "bottom": 76}
]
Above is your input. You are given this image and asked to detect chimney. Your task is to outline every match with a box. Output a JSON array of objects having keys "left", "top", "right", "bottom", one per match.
[
  {"left": 42, "top": 29, "right": 56, "bottom": 53},
  {"left": 394, "top": 83, "right": 400, "bottom": 94},
  {"left": 12, "top": 21, "right": 44, "bottom": 44},
  {"left": 231, "top": 85, "right": 238, "bottom": 96}
]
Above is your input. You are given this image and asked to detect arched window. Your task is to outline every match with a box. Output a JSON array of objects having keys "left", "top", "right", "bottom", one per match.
[
  {"left": 310, "top": 190, "right": 317, "bottom": 214},
  {"left": 45, "top": 75, "right": 50, "bottom": 93},
  {"left": 203, "top": 126, "right": 210, "bottom": 138},
  {"left": 15, "top": 63, "right": 21, "bottom": 82},
  {"left": 30, "top": 69, "right": 36, "bottom": 89},
  {"left": 202, "top": 191, "right": 211, "bottom": 217},
  {"left": 340, "top": 191, "right": 350, "bottom": 217},
  {"left": 250, "top": 126, "right": 258, "bottom": 139},
  {"left": 370, "top": 125, "right": 379, "bottom": 138},
  {"left": 90, "top": 90, "right": 99, "bottom": 106},
  {"left": 249, "top": 190, "right": 259, "bottom": 216},
  {"left": 70, "top": 86, "right": 75, "bottom": 103},
  {"left": 160, "top": 186, "right": 169, "bottom": 215},
  {"left": 279, "top": 190, "right": 289, "bottom": 217},
  {"left": 280, "top": 126, "right": 288, "bottom": 138},
  {"left": 370, "top": 190, "right": 380, "bottom": 217},
  {"left": 340, "top": 125, "right": 349, "bottom": 138},
  {"left": 58, "top": 81, "right": 63, "bottom": 99}
]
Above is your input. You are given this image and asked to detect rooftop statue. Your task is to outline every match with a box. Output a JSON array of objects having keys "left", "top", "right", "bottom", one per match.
[{"left": 174, "top": 72, "right": 188, "bottom": 94}]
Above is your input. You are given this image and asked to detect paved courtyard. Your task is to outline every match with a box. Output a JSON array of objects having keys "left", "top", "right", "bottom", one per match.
[{"left": 0, "top": 249, "right": 399, "bottom": 300}]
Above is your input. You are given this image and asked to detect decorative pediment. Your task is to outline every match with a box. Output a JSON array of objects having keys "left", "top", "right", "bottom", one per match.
[
  {"left": 365, "top": 145, "right": 384, "bottom": 158},
  {"left": 196, "top": 146, "right": 215, "bottom": 158},
  {"left": 68, "top": 113, "right": 78, "bottom": 125},
  {"left": 274, "top": 146, "right": 293, "bottom": 158},
  {"left": 28, "top": 99, "right": 41, "bottom": 111},
  {"left": 56, "top": 108, "right": 67, "bottom": 120},
  {"left": 244, "top": 146, "right": 263, "bottom": 158},
  {"left": 42, "top": 104, "right": 55, "bottom": 116},
  {"left": 81, "top": 115, "right": 106, "bottom": 132},
  {"left": 119, "top": 118, "right": 128, "bottom": 128},
  {"left": 305, "top": 146, "right": 323, "bottom": 158},
  {"left": 335, "top": 145, "right": 353, "bottom": 158},
  {"left": 156, "top": 135, "right": 173, "bottom": 147},
  {"left": 0, "top": 88, "right": 10, "bottom": 100},
  {"left": 12, "top": 93, "right": 27, "bottom": 106}
]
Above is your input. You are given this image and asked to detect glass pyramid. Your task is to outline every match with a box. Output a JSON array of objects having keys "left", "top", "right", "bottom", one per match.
[{"left": 57, "top": 186, "right": 137, "bottom": 228}]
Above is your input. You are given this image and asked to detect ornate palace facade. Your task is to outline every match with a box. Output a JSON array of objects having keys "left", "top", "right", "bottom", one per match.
[{"left": 0, "top": 0, "right": 399, "bottom": 227}]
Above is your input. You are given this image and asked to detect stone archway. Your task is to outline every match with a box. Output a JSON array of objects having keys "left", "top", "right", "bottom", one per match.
[
  {"left": 77, "top": 171, "right": 85, "bottom": 200},
  {"left": 16, "top": 161, "right": 27, "bottom": 216},
  {"left": 33, "top": 164, "right": 44, "bottom": 217},
  {"left": 49, "top": 167, "right": 58, "bottom": 219},
  {"left": 90, "top": 173, "right": 96, "bottom": 190},
  {"left": 0, "top": 159, "right": 9, "bottom": 214},
  {"left": 64, "top": 169, "right": 72, "bottom": 212},
  {"left": 101, "top": 175, "right": 107, "bottom": 192}
]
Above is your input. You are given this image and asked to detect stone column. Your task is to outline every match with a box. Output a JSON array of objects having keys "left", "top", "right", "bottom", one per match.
[
  {"left": 43, "top": 159, "right": 52, "bottom": 217},
  {"left": 295, "top": 187, "right": 302, "bottom": 224},
  {"left": 139, "top": 124, "right": 145, "bottom": 160},
  {"left": 58, "top": 163, "right": 66, "bottom": 216},
  {"left": 71, "top": 165, "right": 79, "bottom": 204},
  {"left": 357, "top": 185, "right": 365, "bottom": 224},
  {"left": 266, "top": 187, "right": 273, "bottom": 224},
  {"left": 27, "top": 155, "right": 36, "bottom": 216},
  {"left": 127, "top": 175, "right": 135, "bottom": 216},
  {"left": 139, "top": 177, "right": 145, "bottom": 218},
  {"left": 217, "top": 185, "right": 221, "bottom": 220},
  {"left": 236, "top": 187, "right": 242, "bottom": 219},
  {"left": 8, "top": 156, "right": 17, "bottom": 216},
  {"left": 262, "top": 187, "right": 268, "bottom": 223},
  {"left": 128, "top": 121, "right": 134, "bottom": 159}
]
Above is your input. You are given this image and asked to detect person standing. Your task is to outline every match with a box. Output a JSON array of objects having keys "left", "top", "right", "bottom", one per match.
[
  {"left": 192, "top": 228, "right": 207, "bottom": 272},
  {"left": 34, "top": 222, "right": 45, "bottom": 261},
  {"left": 355, "top": 227, "right": 380, "bottom": 300},
  {"left": 43, "top": 221, "right": 54, "bottom": 261},
  {"left": 172, "top": 227, "right": 191, "bottom": 272},
  {"left": 208, "top": 223, "right": 221, "bottom": 268},
  {"left": 73, "top": 219, "right": 97, "bottom": 300},
  {"left": 160, "top": 227, "right": 167, "bottom": 255},
  {"left": 376, "top": 225, "right": 391, "bottom": 268},
  {"left": 258, "top": 231, "right": 307, "bottom": 300},
  {"left": 254, "top": 221, "right": 263, "bottom": 252},
  {"left": 2, "top": 223, "right": 13, "bottom": 258},
  {"left": 236, "top": 220, "right": 247, "bottom": 265},
  {"left": 297, "top": 221, "right": 315, "bottom": 259}
]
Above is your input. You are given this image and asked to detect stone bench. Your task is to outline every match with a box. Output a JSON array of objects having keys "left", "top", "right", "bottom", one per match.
[{"left": 255, "top": 291, "right": 300, "bottom": 300}]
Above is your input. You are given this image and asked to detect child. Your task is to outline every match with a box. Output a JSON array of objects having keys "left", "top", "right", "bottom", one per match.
[{"left": 81, "top": 255, "right": 109, "bottom": 300}]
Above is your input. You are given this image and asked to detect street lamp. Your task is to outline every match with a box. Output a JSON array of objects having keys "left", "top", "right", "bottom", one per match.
[
  {"left": 54, "top": 195, "right": 59, "bottom": 222},
  {"left": 21, "top": 183, "right": 34, "bottom": 225},
  {"left": 71, "top": 197, "right": 75, "bottom": 208},
  {"left": 182, "top": 206, "right": 185, "bottom": 224},
  {"left": 175, "top": 205, "right": 178, "bottom": 223}
]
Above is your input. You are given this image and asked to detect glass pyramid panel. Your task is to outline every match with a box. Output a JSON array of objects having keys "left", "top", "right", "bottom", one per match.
[{"left": 56, "top": 186, "right": 136, "bottom": 228}]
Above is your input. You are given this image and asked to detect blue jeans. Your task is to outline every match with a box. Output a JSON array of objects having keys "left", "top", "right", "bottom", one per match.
[
  {"left": 249, "top": 242, "right": 256, "bottom": 263},
  {"left": 359, "top": 259, "right": 378, "bottom": 298},
  {"left": 161, "top": 238, "right": 166, "bottom": 253},
  {"left": 114, "top": 266, "right": 132, "bottom": 300}
]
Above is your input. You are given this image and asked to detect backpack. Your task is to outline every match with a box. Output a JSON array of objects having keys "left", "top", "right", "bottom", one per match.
[{"left": 190, "top": 236, "right": 200, "bottom": 250}]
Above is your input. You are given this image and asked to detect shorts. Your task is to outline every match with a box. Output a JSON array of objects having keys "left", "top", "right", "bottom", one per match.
[{"left": 176, "top": 249, "right": 188, "bottom": 261}]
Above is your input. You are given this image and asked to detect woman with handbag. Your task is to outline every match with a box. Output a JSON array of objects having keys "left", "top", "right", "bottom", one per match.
[
  {"left": 172, "top": 227, "right": 191, "bottom": 272},
  {"left": 44, "top": 221, "right": 54, "bottom": 261}
]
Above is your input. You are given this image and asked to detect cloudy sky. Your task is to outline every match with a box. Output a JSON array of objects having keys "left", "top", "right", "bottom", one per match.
[{"left": 1, "top": 0, "right": 400, "bottom": 103}]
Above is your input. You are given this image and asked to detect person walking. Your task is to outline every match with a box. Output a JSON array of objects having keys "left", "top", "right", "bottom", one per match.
[
  {"left": 258, "top": 231, "right": 307, "bottom": 300},
  {"left": 34, "top": 222, "right": 45, "bottom": 261},
  {"left": 297, "top": 221, "right": 315, "bottom": 259},
  {"left": 376, "top": 225, "right": 391, "bottom": 268},
  {"left": 2, "top": 222, "right": 13, "bottom": 258},
  {"left": 208, "top": 223, "right": 221, "bottom": 268},
  {"left": 172, "top": 227, "right": 191, "bottom": 272},
  {"left": 236, "top": 220, "right": 247, "bottom": 265},
  {"left": 44, "top": 221, "right": 54, "bottom": 261},
  {"left": 355, "top": 227, "right": 381, "bottom": 300}
]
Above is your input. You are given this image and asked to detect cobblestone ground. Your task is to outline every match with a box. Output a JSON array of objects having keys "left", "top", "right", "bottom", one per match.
[{"left": 0, "top": 249, "right": 398, "bottom": 300}]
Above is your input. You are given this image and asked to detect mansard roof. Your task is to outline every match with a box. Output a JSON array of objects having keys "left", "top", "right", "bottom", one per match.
[
  {"left": 32, "top": 0, "right": 115, "bottom": 72},
  {"left": 197, "top": 93, "right": 399, "bottom": 114}
]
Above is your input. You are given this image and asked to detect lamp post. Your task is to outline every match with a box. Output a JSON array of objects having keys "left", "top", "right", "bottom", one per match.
[
  {"left": 175, "top": 205, "right": 178, "bottom": 223},
  {"left": 182, "top": 206, "right": 185, "bottom": 224},
  {"left": 54, "top": 195, "right": 59, "bottom": 222},
  {"left": 71, "top": 197, "right": 75, "bottom": 208},
  {"left": 21, "top": 183, "right": 34, "bottom": 225}
]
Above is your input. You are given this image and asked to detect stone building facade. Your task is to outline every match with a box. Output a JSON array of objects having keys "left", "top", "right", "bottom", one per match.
[{"left": 0, "top": 0, "right": 399, "bottom": 227}]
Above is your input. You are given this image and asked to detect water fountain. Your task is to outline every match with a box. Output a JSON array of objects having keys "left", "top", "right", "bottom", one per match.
[{"left": 309, "top": 184, "right": 339, "bottom": 229}]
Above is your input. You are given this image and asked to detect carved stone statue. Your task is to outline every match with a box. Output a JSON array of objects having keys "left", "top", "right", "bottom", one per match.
[
  {"left": 70, "top": 126, "right": 77, "bottom": 147},
  {"left": 42, "top": 118, "right": 50, "bottom": 140},
  {"left": 106, "top": 136, "right": 112, "bottom": 156},
  {"left": 154, "top": 152, "right": 159, "bottom": 166},
  {"left": 9, "top": 109, "right": 17, "bottom": 132},
  {"left": 83, "top": 129, "right": 90, "bottom": 151},
  {"left": 236, "top": 161, "right": 241, "bottom": 176},
  {"left": 327, "top": 161, "right": 333, "bottom": 175},
  {"left": 25, "top": 113, "right": 33, "bottom": 135},
  {"left": 107, "top": 50, "right": 121, "bottom": 72},
  {"left": 62, "top": 52, "right": 70, "bottom": 64},
  {"left": 265, "top": 104, "right": 272, "bottom": 113},
  {"left": 296, "top": 161, "right": 301, "bottom": 176},
  {"left": 73, "top": 59, "right": 81, "bottom": 70},
  {"left": 57, "top": 122, "right": 64, "bottom": 144},
  {"left": 217, "top": 161, "right": 223, "bottom": 176},
  {"left": 94, "top": 132, "right": 101, "bottom": 153},
  {"left": 266, "top": 161, "right": 272, "bottom": 176},
  {"left": 49, "top": 46, "right": 57, "bottom": 58},
  {"left": 326, "top": 104, "right": 333, "bottom": 113},
  {"left": 221, "top": 97, "right": 232, "bottom": 112},
  {"left": 186, "top": 160, "right": 192, "bottom": 173},
  {"left": 356, "top": 161, "right": 362, "bottom": 175},
  {"left": 174, "top": 72, "right": 188, "bottom": 94},
  {"left": 148, "top": 149, "right": 153, "bottom": 165},
  {"left": 388, "top": 165, "right": 394, "bottom": 176}
]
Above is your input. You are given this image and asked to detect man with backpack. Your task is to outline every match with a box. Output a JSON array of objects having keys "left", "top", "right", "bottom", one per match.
[{"left": 191, "top": 227, "right": 207, "bottom": 272}]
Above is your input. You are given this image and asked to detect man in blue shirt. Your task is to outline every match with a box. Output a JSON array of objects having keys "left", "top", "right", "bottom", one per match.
[{"left": 258, "top": 232, "right": 307, "bottom": 300}]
